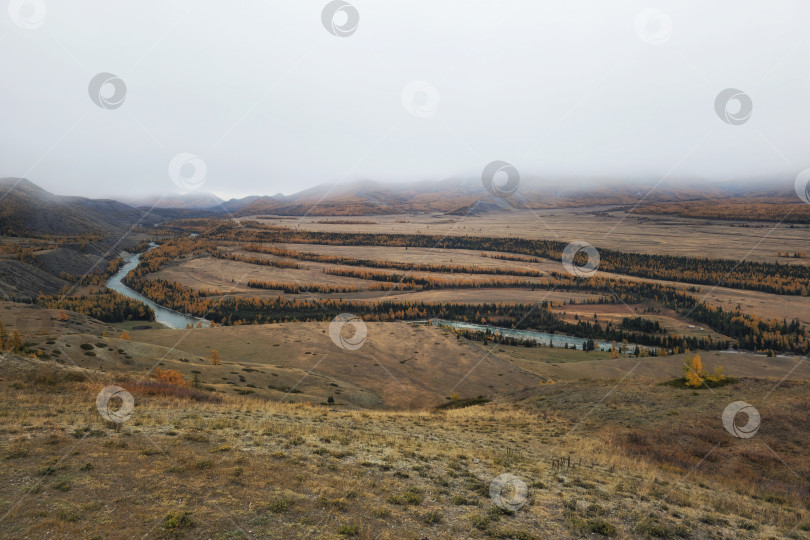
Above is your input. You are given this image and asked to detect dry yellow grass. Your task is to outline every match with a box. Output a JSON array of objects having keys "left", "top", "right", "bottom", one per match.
[
  {"left": 0, "top": 356, "right": 807, "bottom": 538},
  {"left": 245, "top": 208, "right": 810, "bottom": 264},
  {"left": 2, "top": 206, "right": 810, "bottom": 539},
  {"left": 148, "top": 237, "right": 810, "bottom": 331},
  {"left": 0, "top": 302, "right": 539, "bottom": 409},
  {"left": 125, "top": 322, "right": 540, "bottom": 409}
]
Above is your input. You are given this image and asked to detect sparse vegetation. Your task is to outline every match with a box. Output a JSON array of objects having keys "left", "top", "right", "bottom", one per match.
[{"left": 1, "top": 201, "right": 808, "bottom": 538}]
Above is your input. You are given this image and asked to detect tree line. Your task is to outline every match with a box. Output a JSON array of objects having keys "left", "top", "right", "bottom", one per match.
[
  {"left": 34, "top": 291, "right": 155, "bottom": 322},
  {"left": 121, "top": 269, "right": 732, "bottom": 352},
  {"left": 322, "top": 267, "right": 538, "bottom": 289},
  {"left": 246, "top": 280, "right": 360, "bottom": 294},
  {"left": 214, "top": 251, "right": 302, "bottom": 269},
  {"left": 242, "top": 244, "right": 544, "bottom": 277},
  {"left": 197, "top": 225, "right": 810, "bottom": 296},
  {"left": 120, "top": 236, "right": 809, "bottom": 353}
]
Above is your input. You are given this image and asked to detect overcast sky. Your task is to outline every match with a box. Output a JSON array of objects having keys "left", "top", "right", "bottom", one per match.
[{"left": 1, "top": 0, "right": 809, "bottom": 200}]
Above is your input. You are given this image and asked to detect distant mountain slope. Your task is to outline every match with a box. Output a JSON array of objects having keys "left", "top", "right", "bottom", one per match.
[
  {"left": 120, "top": 192, "right": 224, "bottom": 210},
  {"left": 232, "top": 178, "right": 799, "bottom": 217},
  {"left": 0, "top": 178, "right": 157, "bottom": 236},
  {"left": 447, "top": 199, "right": 516, "bottom": 216},
  {"left": 0, "top": 260, "right": 67, "bottom": 298},
  {"left": 1, "top": 177, "right": 801, "bottom": 227},
  {"left": 216, "top": 194, "right": 285, "bottom": 214},
  {"left": 235, "top": 179, "right": 481, "bottom": 216},
  {"left": 34, "top": 247, "right": 110, "bottom": 279}
]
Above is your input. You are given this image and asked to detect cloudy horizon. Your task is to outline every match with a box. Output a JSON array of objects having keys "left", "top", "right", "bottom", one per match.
[{"left": 1, "top": 0, "right": 808, "bottom": 200}]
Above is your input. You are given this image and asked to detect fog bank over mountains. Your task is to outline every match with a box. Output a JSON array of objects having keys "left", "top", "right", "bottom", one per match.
[
  {"left": 1, "top": 1, "right": 808, "bottom": 199},
  {"left": 1, "top": 177, "right": 799, "bottom": 232},
  {"left": 114, "top": 176, "right": 796, "bottom": 210}
]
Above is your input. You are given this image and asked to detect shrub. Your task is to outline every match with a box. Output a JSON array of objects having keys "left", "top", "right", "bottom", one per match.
[
  {"left": 268, "top": 497, "right": 293, "bottom": 514},
  {"left": 316, "top": 496, "right": 348, "bottom": 511},
  {"left": 587, "top": 519, "right": 617, "bottom": 537},
  {"left": 373, "top": 507, "right": 391, "bottom": 518},
  {"left": 52, "top": 477, "right": 73, "bottom": 492},
  {"left": 64, "top": 371, "right": 85, "bottom": 382},
  {"left": 423, "top": 510, "right": 442, "bottom": 525},
  {"left": 635, "top": 517, "right": 689, "bottom": 538},
  {"left": 8, "top": 330, "right": 24, "bottom": 352},
  {"left": 5, "top": 444, "right": 29, "bottom": 459},
  {"left": 386, "top": 488, "right": 423, "bottom": 506},
  {"left": 152, "top": 368, "right": 187, "bottom": 386},
  {"left": 163, "top": 511, "right": 194, "bottom": 531},
  {"left": 682, "top": 353, "right": 727, "bottom": 388},
  {"left": 704, "top": 365, "right": 727, "bottom": 384},
  {"left": 337, "top": 523, "right": 359, "bottom": 536},
  {"left": 28, "top": 369, "right": 59, "bottom": 386},
  {"left": 55, "top": 508, "right": 79, "bottom": 522},
  {"left": 121, "top": 380, "right": 221, "bottom": 403},
  {"left": 470, "top": 514, "right": 491, "bottom": 530},
  {"left": 683, "top": 353, "right": 704, "bottom": 387}
]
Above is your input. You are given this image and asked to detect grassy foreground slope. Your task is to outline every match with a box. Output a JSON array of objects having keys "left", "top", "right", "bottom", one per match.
[
  {"left": 0, "top": 301, "right": 540, "bottom": 409},
  {"left": 0, "top": 356, "right": 807, "bottom": 539}
]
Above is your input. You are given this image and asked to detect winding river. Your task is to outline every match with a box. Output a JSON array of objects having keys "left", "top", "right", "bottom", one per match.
[
  {"left": 106, "top": 247, "right": 208, "bottom": 330},
  {"left": 430, "top": 319, "right": 623, "bottom": 351},
  {"left": 104, "top": 248, "right": 633, "bottom": 343}
]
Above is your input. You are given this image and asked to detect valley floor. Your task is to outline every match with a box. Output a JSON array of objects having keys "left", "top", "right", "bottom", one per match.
[{"left": 1, "top": 206, "right": 809, "bottom": 538}]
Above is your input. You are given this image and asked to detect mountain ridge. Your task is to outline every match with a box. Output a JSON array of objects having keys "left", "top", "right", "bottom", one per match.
[
  {"left": 0, "top": 177, "right": 802, "bottom": 235},
  {"left": 0, "top": 178, "right": 158, "bottom": 236}
]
